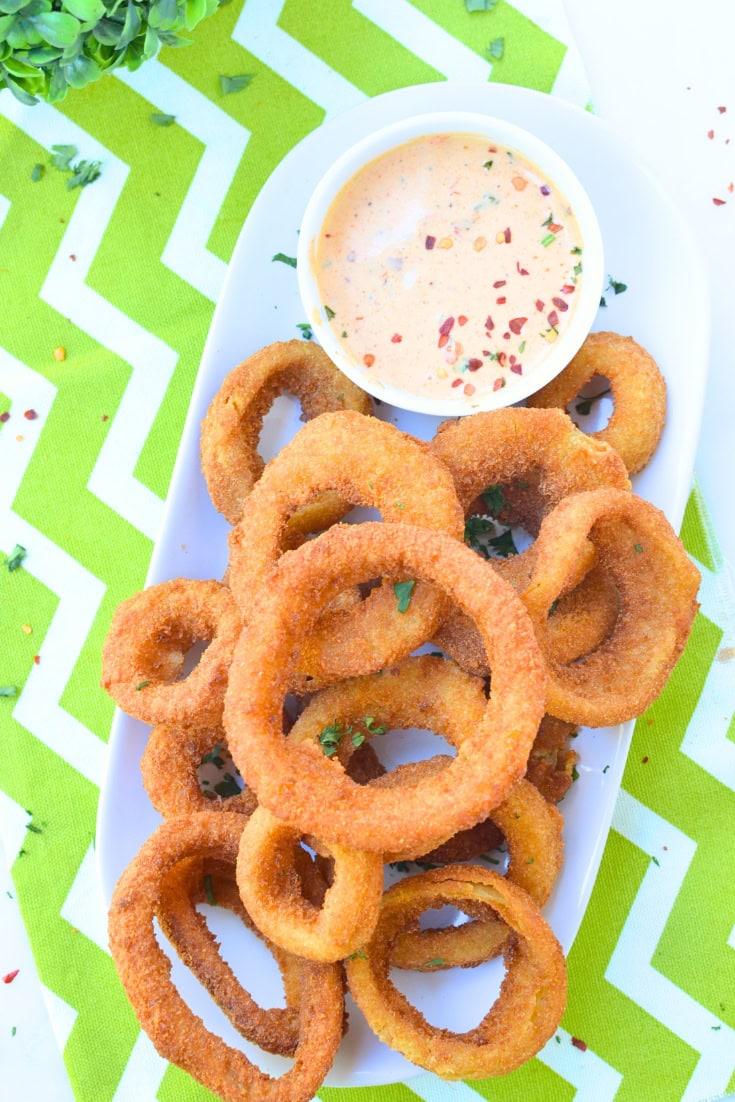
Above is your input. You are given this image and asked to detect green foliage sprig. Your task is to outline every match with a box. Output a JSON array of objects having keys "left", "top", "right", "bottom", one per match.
[{"left": 0, "top": 0, "right": 220, "bottom": 104}]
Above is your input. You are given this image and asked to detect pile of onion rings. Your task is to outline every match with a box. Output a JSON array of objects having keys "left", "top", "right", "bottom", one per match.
[{"left": 102, "top": 334, "right": 698, "bottom": 1101}]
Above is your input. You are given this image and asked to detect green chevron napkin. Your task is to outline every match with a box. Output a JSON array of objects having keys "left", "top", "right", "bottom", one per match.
[{"left": 1, "top": 2, "right": 734, "bottom": 1101}]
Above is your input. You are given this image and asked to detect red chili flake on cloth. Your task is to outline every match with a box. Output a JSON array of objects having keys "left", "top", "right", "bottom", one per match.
[
  {"left": 713, "top": 197, "right": 727, "bottom": 206},
  {"left": 391, "top": 333, "right": 402, "bottom": 343},
  {"left": 707, "top": 129, "right": 715, "bottom": 139},
  {"left": 101, "top": 414, "right": 109, "bottom": 421},
  {"left": 458, "top": 315, "right": 468, "bottom": 326},
  {"left": 0, "top": 412, "right": 9, "bottom": 423},
  {"left": 467, "top": 358, "right": 483, "bottom": 372},
  {"left": 33, "top": 655, "right": 40, "bottom": 665},
  {"left": 718, "top": 106, "right": 727, "bottom": 113},
  {"left": 2, "top": 970, "right": 19, "bottom": 984},
  {"left": 642, "top": 756, "right": 649, "bottom": 764},
  {"left": 24, "top": 409, "right": 38, "bottom": 420},
  {"left": 69, "top": 254, "right": 76, "bottom": 262},
  {"left": 425, "top": 235, "right": 436, "bottom": 250},
  {"left": 493, "top": 280, "right": 506, "bottom": 289},
  {"left": 509, "top": 317, "right": 527, "bottom": 335},
  {"left": 571, "top": 1036, "right": 587, "bottom": 1052}
]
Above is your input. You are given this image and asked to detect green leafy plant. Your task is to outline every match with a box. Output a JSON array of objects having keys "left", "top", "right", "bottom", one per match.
[{"left": 0, "top": 0, "right": 221, "bottom": 104}]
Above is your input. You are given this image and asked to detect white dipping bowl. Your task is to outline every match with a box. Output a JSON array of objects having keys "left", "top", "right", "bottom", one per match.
[{"left": 297, "top": 110, "right": 604, "bottom": 417}]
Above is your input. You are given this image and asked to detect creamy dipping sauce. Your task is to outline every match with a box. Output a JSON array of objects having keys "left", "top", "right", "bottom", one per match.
[{"left": 313, "top": 132, "right": 586, "bottom": 405}]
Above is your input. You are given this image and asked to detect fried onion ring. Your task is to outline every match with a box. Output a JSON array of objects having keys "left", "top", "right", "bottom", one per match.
[
  {"left": 227, "top": 411, "right": 464, "bottom": 690},
  {"left": 108, "top": 813, "right": 344, "bottom": 1102},
  {"left": 526, "top": 331, "right": 667, "bottom": 475},
  {"left": 101, "top": 578, "right": 242, "bottom": 727},
  {"left": 345, "top": 865, "right": 567, "bottom": 1079},
  {"left": 236, "top": 805, "right": 384, "bottom": 962},
  {"left": 223, "top": 526, "right": 546, "bottom": 860},
  {"left": 141, "top": 724, "right": 257, "bottom": 818},
  {"left": 200, "top": 339, "right": 372, "bottom": 527},
  {"left": 521, "top": 488, "right": 700, "bottom": 725}
]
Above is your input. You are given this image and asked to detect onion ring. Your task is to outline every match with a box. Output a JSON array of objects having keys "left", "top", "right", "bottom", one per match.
[
  {"left": 141, "top": 724, "right": 257, "bottom": 818},
  {"left": 345, "top": 865, "right": 567, "bottom": 1079},
  {"left": 223, "top": 526, "right": 546, "bottom": 860},
  {"left": 108, "top": 813, "right": 344, "bottom": 1102},
  {"left": 200, "top": 339, "right": 372, "bottom": 527},
  {"left": 526, "top": 331, "right": 667, "bottom": 475},
  {"left": 525, "top": 715, "right": 578, "bottom": 805},
  {"left": 521, "top": 488, "right": 700, "bottom": 725},
  {"left": 236, "top": 805, "right": 384, "bottom": 962},
  {"left": 101, "top": 578, "right": 242, "bottom": 727},
  {"left": 227, "top": 411, "right": 464, "bottom": 690}
]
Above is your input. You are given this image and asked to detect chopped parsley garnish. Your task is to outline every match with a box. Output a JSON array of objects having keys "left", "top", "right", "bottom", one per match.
[
  {"left": 347, "top": 949, "right": 367, "bottom": 960},
  {"left": 296, "top": 322, "right": 313, "bottom": 340},
  {"left": 213, "top": 773, "right": 241, "bottom": 798},
  {"left": 465, "top": 0, "right": 498, "bottom": 10},
  {"left": 393, "top": 580, "right": 415, "bottom": 613},
  {"left": 481, "top": 483, "right": 505, "bottom": 515},
  {"left": 5, "top": 544, "right": 27, "bottom": 571},
  {"left": 324, "top": 305, "right": 336, "bottom": 320},
  {"left": 0, "top": 686, "right": 18, "bottom": 698},
  {"left": 363, "top": 717, "right": 387, "bottom": 737},
  {"left": 603, "top": 764, "right": 610, "bottom": 774},
  {"left": 26, "top": 822, "right": 43, "bottom": 834},
  {"left": 135, "top": 681, "right": 150, "bottom": 691},
  {"left": 219, "top": 73, "right": 254, "bottom": 95},
  {"left": 575, "top": 387, "right": 611, "bottom": 415},
  {"left": 272, "top": 253, "right": 297, "bottom": 268},
  {"left": 425, "top": 958, "right": 446, "bottom": 967},
  {"left": 200, "top": 744, "right": 226, "bottom": 768},
  {"left": 572, "top": 766, "right": 580, "bottom": 782},
  {"left": 634, "top": 543, "right": 644, "bottom": 553},
  {"left": 651, "top": 855, "right": 660, "bottom": 866},
  {"left": 204, "top": 875, "right": 217, "bottom": 905},
  {"left": 66, "top": 159, "right": 102, "bottom": 191},
  {"left": 541, "top": 232, "right": 556, "bottom": 247},
  {"left": 464, "top": 514, "right": 494, "bottom": 556},
  {"left": 31, "top": 163, "right": 44, "bottom": 182},
  {"left": 607, "top": 275, "right": 628, "bottom": 295},
  {"left": 486, "top": 37, "right": 504, "bottom": 59},
  {"left": 50, "top": 144, "right": 77, "bottom": 171},
  {"left": 487, "top": 529, "right": 518, "bottom": 557},
  {"left": 319, "top": 722, "right": 353, "bottom": 757},
  {"left": 483, "top": 159, "right": 494, "bottom": 170},
  {"left": 150, "top": 113, "right": 176, "bottom": 126}
]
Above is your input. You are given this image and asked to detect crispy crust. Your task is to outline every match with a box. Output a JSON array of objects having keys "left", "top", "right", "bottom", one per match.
[{"left": 141, "top": 724, "right": 258, "bottom": 818}]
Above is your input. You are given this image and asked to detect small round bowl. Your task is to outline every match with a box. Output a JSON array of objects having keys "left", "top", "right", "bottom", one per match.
[{"left": 297, "top": 110, "right": 604, "bottom": 417}]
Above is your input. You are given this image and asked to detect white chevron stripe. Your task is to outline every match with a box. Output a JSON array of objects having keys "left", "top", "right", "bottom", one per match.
[
  {"left": 112, "top": 1028, "right": 168, "bottom": 1101},
  {"left": 0, "top": 97, "right": 174, "bottom": 541},
  {"left": 609, "top": 790, "right": 735, "bottom": 1102},
  {"left": 41, "top": 983, "right": 79, "bottom": 1053},
  {"left": 405, "top": 1074, "right": 482, "bottom": 1102},
  {"left": 0, "top": 192, "right": 9, "bottom": 230},
  {"left": 506, "top": 0, "right": 574, "bottom": 40},
  {"left": 537, "top": 1028, "right": 623, "bottom": 1098},
  {"left": 0, "top": 347, "right": 106, "bottom": 787},
  {"left": 680, "top": 560, "right": 735, "bottom": 790},
  {"left": 115, "top": 60, "right": 250, "bottom": 303},
  {"left": 729, "top": 925, "right": 735, "bottom": 950},
  {"left": 353, "top": 0, "right": 492, "bottom": 81},
  {"left": 60, "top": 845, "right": 110, "bottom": 954},
  {"left": 233, "top": 0, "right": 365, "bottom": 117}
]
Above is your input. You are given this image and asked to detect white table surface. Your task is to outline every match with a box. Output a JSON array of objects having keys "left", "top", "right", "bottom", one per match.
[{"left": 1, "top": 2, "right": 733, "bottom": 1098}]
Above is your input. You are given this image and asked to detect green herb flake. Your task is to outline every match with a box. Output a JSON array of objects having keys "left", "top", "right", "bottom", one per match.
[
  {"left": 549, "top": 599, "right": 559, "bottom": 616},
  {"left": 480, "top": 854, "right": 500, "bottom": 865},
  {"left": 571, "top": 246, "right": 583, "bottom": 255},
  {"left": 607, "top": 275, "right": 628, "bottom": 295},
  {"left": 572, "top": 766, "right": 580, "bottom": 782},
  {"left": 364, "top": 716, "right": 387, "bottom": 736},
  {"left": 319, "top": 722, "right": 351, "bottom": 757},
  {"left": 213, "top": 773, "right": 241, "bottom": 798},
  {"left": 487, "top": 528, "right": 518, "bottom": 558},
  {"left": 351, "top": 732, "right": 366, "bottom": 749},
  {"left": 389, "top": 861, "right": 411, "bottom": 873},
  {"left": 575, "top": 387, "right": 611, "bottom": 416},
  {"left": 393, "top": 580, "right": 415, "bottom": 613},
  {"left": 26, "top": 822, "right": 42, "bottom": 834},
  {"left": 135, "top": 680, "right": 150, "bottom": 691},
  {"left": 600, "top": 296, "right": 608, "bottom": 308},
  {"left": 634, "top": 543, "right": 644, "bottom": 553},
  {"left": 527, "top": 856, "right": 535, "bottom": 865},
  {"left": 272, "top": 252, "right": 297, "bottom": 268},
  {"left": 541, "top": 232, "right": 557, "bottom": 247},
  {"left": 150, "top": 113, "right": 176, "bottom": 126},
  {"left": 324, "top": 305, "right": 336, "bottom": 320},
  {"left": 712, "top": 1024, "right": 722, "bottom": 1031},
  {"left": 486, "top": 37, "right": 504, "bottom": 59},
  {"left": 50, "top": 144, "right": 77, "bottom": 171},
  {"left": 464, "top": 514, "right": 494, "bottom": 557},
  {"left": 200, "top": 743, "right": 226, "bottom": 768},
  {"left": 425, "top": 958, "right": 446, "bottom": 967},
  {"left": 31, "top": 163, "right": 45, "bottom": 182},
  {"left": 296, "top": 322, "right": 313, "bottom": 340},
  {"left": 11, "top": 1026, "right": 16, "bottom": 1037},
  {"left": 651, "top": 855, "right": 660, "bottom": 866},
  {"left": 481, "top": 483, "right": 505, "bottom": 515},
  {"left": 0, "top": 686, "right": 18, "bottom": 698},
  {"left": 603, "top": 764, "right": 610, "bottom": 774},
  {"left": 66, "top": 160, "right": 102, "bottom": 190},
  {"left": 5, "top": 544, "right": 27, "bottom": 571},
  {"left": 347, "top": 949, "right": 367, "bottom": 960},
  {"left": 204, "top": 874, "right": 217, "bottom": 906},
  {"left": 219, "top": 73, "right": 255, "bottom": 96},
  {"left": 466, "top": 0, "right": 498, "bottom": 10}
]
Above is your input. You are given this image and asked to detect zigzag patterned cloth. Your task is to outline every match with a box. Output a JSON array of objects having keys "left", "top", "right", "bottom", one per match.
[{"left": 1, "top": 2, "right": 734, "bottom": 1100}]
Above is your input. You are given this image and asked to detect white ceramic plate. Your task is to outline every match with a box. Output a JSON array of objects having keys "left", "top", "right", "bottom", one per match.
[{"left": 96, "top": 82, "right": 708, "bottom": 1089}]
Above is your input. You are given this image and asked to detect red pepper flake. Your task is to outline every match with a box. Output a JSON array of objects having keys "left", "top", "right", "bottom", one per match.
[
  {"left": 0, "top": 411, "right": 9, "bottom": 423},
  {"left": 467, "top": 358, "right": 483, "bottom": 372},
  {"left": 503, "top": 331, "right": 511, "bottom": 340},
  {"left": 438, "top": 333, "right": 449, "bottom": 348},
  {"left": 463, "top": 383, "right": 475, "bottom": 396},
  {"left": 571, "top": 1036, "right": 587, "bottom": 1052},
  {"left": 707, "top": 129, "right": 715, "bottom": 139},
  {"left": 560, "top": 284, "right": 576, "bottom": 294},
  {"left": 363, "top": 353, "right": 375, "bottom": 367},
  {"left": 548, "top": 310, "right": 559, "bottom": 327},
  {"left": 503, "top": 227, "right": 511, "bottom": 243},
  {"left": 24, "top": 409, "right": 38, "bottom": 420},
  {"left": 457, "top": 315, "right": 468, "bottom": 326},
  {"left": 2, "top": 970, "right": 19, "bottom": 984},
  {"left": 101, "top": 414, "right": 109, "bottom": 421},
  {"left": 516, "top": 261, "right": 529, "bottom": 276},
  {"left": 729, "top": 183, "right": 735, "bottom": 193},
  {"left": 642, "top": 756, "right": 649, "bottom": 764},
  {"left": 33, "top": 655, "right": 40, "bottom": 665},
  {"left": 535, "top": 299, "right": 545, "bottom": 312},
  {"left": 540, "top": 184, "right": 551, "bottom": 196},
  {"left": 485, "top": 315, "right": 494, "bottom": 331},
  {"left": 439, "top": 317, "right": 455, "bottom": 337},
  {"left": 492, "top": 377, "right": 505, "bottom": 391},
  {"left": 496, "top": 296, "right": 506, "bottom": 305},
  {"left": 508, "top": 317, "right": 527, "bottom": 335},
  {"left": 425, "top": 235, "right": 436, "bottom": 250},
  {"left": 391, "top": 333, "right": 402, "bottom": 343},
  {"left": 718, "top": 106, "right": 727, "bottom": 114},
  {"left": 713, "top": 197, "right": 727, "bottom": 206},
  {"left": 510, "top": 363, "right": 523, "bottom": 375},
  {"left": 492, "top": 280, "right": 507, "bottom": 289},
  {"left": 497, "top": 352, "right": 507, "bottom": 366},
  {"left": 548, "top": 222, "right": 563, "bottom": 233},
  {"left": 69, "top": 254, "right": 76, "bottom": 261},
  {"left": 551, "top": 297, "right": 569, "bottom": 312},
  {"left": 451, "top": 377, "right": 463, "bottom": 388}
]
